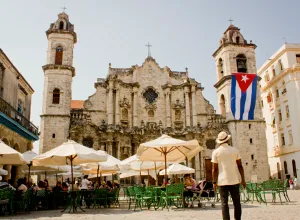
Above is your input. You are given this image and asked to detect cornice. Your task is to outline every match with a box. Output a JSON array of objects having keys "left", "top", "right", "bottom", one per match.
[
  {"left": 46, "top": 29, "right": 77, "bottom": 43},
  {"left": 42, "top": 64, "right": 75, "bottom": 77},
  {"left": 212, "top": 42, "right": 257, "bottom": 58},
  {"left": 214, "top": 75, "right": 231, "bottom": 88}
]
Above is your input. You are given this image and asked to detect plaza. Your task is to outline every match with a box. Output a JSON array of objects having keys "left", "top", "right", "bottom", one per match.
[{"left": 1, "top": 190, "right": 299, "bottom": 220}]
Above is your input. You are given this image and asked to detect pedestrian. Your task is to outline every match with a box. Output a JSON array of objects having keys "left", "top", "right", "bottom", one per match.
[
  {"left": 212, "top": 131, "right": 246, "bottom": 220},
  {"left": 293, "top": 177, "right": 297, "bottom": 190},
  {"left": 289, "top": 178, "right": 294, "bottom": 190}
]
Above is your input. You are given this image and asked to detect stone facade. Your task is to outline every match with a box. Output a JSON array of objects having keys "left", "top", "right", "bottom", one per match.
[
  {"left": 39, "top": 12, "right": 76, "bottom": 154},
  {"left": 39, "top": 14, "right": 269, "bottom": 183},
  {"left": 258, "top": 44, "right": 300, "bottom": 183},
  {"left": 0, "top": 49, "right": 38, "bottom": 183},
  {"left": 213, "top": 25, "right": 269, "bottom": 182}
]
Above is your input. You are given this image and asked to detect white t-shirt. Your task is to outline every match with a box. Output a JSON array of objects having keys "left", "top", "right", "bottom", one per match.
[
  {"left": 81, "top": 179, "right": 90, "bottom": 190},
  {"left": 211, "top": 143, "right": 241, "bottom": 186}
]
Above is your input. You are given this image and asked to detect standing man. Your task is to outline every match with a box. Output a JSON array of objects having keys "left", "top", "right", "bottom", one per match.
[{"left": 212, "top": 131, "right": 246, "bottom": 220}]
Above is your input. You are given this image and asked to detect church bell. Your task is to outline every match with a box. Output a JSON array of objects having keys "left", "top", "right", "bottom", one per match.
[{"left": 237, "top": 60, "right": 247, "bottom": 72}]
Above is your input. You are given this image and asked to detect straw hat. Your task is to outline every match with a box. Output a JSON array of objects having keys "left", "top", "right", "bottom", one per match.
[
  {"left": 113, "top": 180, "right": 119, "bottom": 184},
  {"left": 101, "top": 181, "right": 106, "bottom": 185},
  {"left": 216, "top": 131, "right": 231, "bottom": 144}
]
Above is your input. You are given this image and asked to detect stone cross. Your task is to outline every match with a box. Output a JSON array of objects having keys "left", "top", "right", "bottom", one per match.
[
  {"left": 61, "top": 6, "right": 67, "bottom": 12},
  {"left": 228, "top": 18, "right": 233, "bottom": 24},
  {"left": 145, "top": 42, "right": 152, "bottom": 57}
]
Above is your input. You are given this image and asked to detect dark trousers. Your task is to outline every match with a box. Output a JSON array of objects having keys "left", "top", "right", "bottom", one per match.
[{"left": 219, "top": 184, "right": 241, "bottom": 220}]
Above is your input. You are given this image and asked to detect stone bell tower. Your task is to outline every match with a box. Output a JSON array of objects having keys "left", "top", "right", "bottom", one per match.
[
  {"left": 213, "top": 24, "right": 269, "bottom": 182},
  {"left": 39, "top": 12, "right": 77, "bottom": 153}
]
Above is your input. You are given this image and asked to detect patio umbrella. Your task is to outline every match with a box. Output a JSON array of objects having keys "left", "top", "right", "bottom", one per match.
[
  {"left": 0, "top": 139, "right": 26, "bottom": 165},
  {"left": 119, "top": 169, "right": 157, "bottom": 179},
  {"left": 159, "top": 163, "right": 195, "bottom": 175},
  {"left": 23, "top": 150, "right": 38, "bottom": 186},
  {"left": 119, "top": 154, "right": 166, "bottom": 185},
  {"left": 136, "top": 134, "right": 203, "bottom": 185},
  {"left": 32, "top": 139, "right": 108, "bottom": 191},
  {"left": 83, "top": 151, "right": 121, "bottom": 184}
]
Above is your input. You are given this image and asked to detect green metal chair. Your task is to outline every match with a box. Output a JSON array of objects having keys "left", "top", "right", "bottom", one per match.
[
  {"left": 108, "top": 188, "right": 120, "bottom": 207},
  {"left": 13, "top": 189, "right": 32, "bottom": 213},
  {"left": 127, "top": 187, "right": 136, "bottom": 210},
  {"left": 133, "top": 186, "right": 153, "bottom": 211},
  {"left": 0, "top": 188, "right": 14, "bottom": 214},
  {"left": 156, "top": 184, "right": 184, "bottom": 211},
  {"left": 260, "top": 180, "right": 282, "bottom": 205},
  {"left": 278, "top": 179, "right": 290, "bottom": 202},
  {"left": 94, "top": 189, "right": 108, "bottom": 208}
]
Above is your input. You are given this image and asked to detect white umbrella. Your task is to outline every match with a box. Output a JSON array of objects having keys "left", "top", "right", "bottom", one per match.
[
  {"left": 58, "top": 171, "right": 83, "bottom": 178},
  {"left": 0, "top": 139, "right": 26, "bottom": 165},
  {"left": 136, "top": 134, "right": 203, "bottom": 185},
  {"left": 32, "top": 140, "right": 108, "bottom": 191},
  {"left": 159, "top": 163, "right": 195, "bottom": 175},
  {"left": 119, "top": 170, "right": 157, "bottom": 180},
  {"left": 119, "top": 155, "right": 166, "bottom": 185}
]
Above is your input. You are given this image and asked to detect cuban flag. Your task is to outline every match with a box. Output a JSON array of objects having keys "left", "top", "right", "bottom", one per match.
[{"left": 231, "top": 73, "right": 258, "bottom": 120}]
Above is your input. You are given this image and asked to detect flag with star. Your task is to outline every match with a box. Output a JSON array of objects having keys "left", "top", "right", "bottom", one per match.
[{"left": 231, "top": 73, "right": 258, "bottom": 120}]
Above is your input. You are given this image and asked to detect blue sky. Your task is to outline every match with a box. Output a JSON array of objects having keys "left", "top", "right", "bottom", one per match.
[{"left": 0, "top": 0, "right": 299, "bottom": 152}]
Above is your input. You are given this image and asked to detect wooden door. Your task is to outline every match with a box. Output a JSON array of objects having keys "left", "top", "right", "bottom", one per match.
[
  {"left": 55, "top": 47, "right": 63, "bottom": 65},
  {"left": 205, "top": 159, "right": 212, "bottom": 181}
]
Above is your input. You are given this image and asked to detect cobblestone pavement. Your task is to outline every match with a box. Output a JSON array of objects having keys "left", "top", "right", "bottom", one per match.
[{"left": 1, "top": 190, "right": 300, "bottom": 220}]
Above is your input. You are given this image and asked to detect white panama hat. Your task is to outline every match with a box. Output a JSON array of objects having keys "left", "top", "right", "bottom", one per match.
[{"left": 216, "top": 131, "right": 231, "bottom": 144}]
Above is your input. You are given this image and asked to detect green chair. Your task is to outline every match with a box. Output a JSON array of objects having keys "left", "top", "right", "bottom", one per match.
[
  {"left": 13, "top": 189, "right": 32, "bottom": 213},
  {"left": 133, "top": 186, "right": 153, "bottom": 211},
  {"left": 246, "top": 183, "right": 262, "bottom": 203},
  {"left": 278, "top": 179, "right": 290, "bottom": 202},
  {"left": 260, "top": 180, "right": 282, "bottom": 205},
  {"left": 156, "top": 184, "right": 184, "bottom": 211},
  {"left": 127, "top": 187, "right": 136, "bottom": 210},
  {"left": 94, "top": 189, "right": 108, "bottom": 208},
  {"left": 0, "top": 188, "right": 14, "bottom": 214},
  {"left": 108, "top": 188, "right": 120, "bottom": 207}
]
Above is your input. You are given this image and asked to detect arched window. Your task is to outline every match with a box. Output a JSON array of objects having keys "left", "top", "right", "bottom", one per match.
[
  {"left": 122, "top": 108, "right": 128, "bottom": 120},
  {"left": 82, "top": 137, "right": 93, "bottom": 148},
  {"left": 143, "top": 88, "right": 158, "bottom": 104},
  {"left": 278, "top": 60, "right": 283, "bottom": 71},
  {"left": 59, "top": 21, "right": 64, "bottom": 30},
  {"left": 220, "top": 94, "right": 226, "bottom": 117},
  {"left": 218, "top": 58, "right": 224, "bottom": 78},
  {"left": 236, "top": 54, "right": 247, "bottom": 73},
  {"left": 236, "top": 36, "right": 240, "bottom": 44},
  {"left": 292, "top": 160, "right": 297, "bottom": 178},
  {"left": 55, "top": 46, "right": 63, "bottom": 65},
  {"left": 277, "top": 162, "right": 282, "bottom": 179},
  {"left": 284, "top": 161, "right": 288, "bottom": 175},
  {"left": 52, "top": 88, "right": 60, "bottom": 104}
]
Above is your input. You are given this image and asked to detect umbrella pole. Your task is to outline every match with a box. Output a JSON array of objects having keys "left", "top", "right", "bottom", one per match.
[
  {"left": 164, "top": 152, "right": 167, "bottom": 186},
  {"left": 147, "top": 169, "right": 150, "bottom": 187},
  {"left": 27, "top": 163, "right": 31, "bottom": 187},
  {"left": 154, "top": 162, "right": 158, "bottom": 186},
  {"left": 70, "top": 157, "right": 74, "bottom": 191},
  {"left": 56, "top": 173, "right": 58, "bottom": 182},
  {"left": 100, "top": 173, "right": 102, "bottom": 185},
  {"left": 45, "top": 171, "right": 47, "bottom": 180},
  {"left": 97, "top": 165, "right": 99, "bottom": 186},
  {"left": 139, "top": 170, "right": 142, "bottom": 185}
]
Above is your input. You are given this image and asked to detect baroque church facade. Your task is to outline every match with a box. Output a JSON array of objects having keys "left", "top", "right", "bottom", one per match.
[{"left": 40, "top": 12, "right": 269, "bottom": 182}]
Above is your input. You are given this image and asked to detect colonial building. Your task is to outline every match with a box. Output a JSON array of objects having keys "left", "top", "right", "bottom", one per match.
[
  {"left": 39, "top": 13, "right": 269, "bottom": 183},
  {"left": 0, "top": 49, "right": 39, "bottom": 182},
  {"left": 258, "top": 44, "right": 300, "bottom": 182}
]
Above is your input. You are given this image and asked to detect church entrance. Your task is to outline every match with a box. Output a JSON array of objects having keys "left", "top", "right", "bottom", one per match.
[{"left": 205, "top": 159, "right": 212, "bottom": 181}]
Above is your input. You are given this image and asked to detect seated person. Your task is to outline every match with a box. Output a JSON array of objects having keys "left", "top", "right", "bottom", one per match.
[
  {"left": 53, "top": 181, "right": 63, "bottom": 192},
  {"left": 44, "top": 179, "right": 52, "bottom": 191}
]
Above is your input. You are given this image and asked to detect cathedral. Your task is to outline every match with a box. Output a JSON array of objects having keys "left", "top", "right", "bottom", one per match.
[{"left": 39, "top": 12, "right": 269, "bottom": 182}]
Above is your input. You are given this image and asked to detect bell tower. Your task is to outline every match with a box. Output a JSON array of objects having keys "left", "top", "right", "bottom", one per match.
[
  {"left": 213, "top": 24, "right": 268, "bottom": 182},
  {"left": 39, "top": 12, "right": 77, "bottom": 153}
]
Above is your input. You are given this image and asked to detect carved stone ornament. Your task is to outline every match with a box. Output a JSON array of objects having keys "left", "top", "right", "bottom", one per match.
[
  {"left": 145, "top": 103, "right": 157, "bottom": 110},
  {"left": 84, "top": 100, "right": 93, "bottom": 109},
  {"left": 172, "top": 99, "right": 185, "bottom": 109},
  {"left": 119, "top": 97, "right": 131, "bottom": 108}
]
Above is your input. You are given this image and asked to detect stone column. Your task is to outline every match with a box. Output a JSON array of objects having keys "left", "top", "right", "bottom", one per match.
[
  {"left": 115, "top": 88, "right": 120, "bottom": 125},
  {"left": 133, "top": 87, "right": 138, "bottom": 127},
  {"left": 184, "top": 87, "right": 190, "bottom": 127},
  {"left": 191, "top": 85, "right": 197, "bottom": 127},
  {"left": 107, "top": 81, "right": 114, "bottom": 125},
  {"left": 165, "top": 88, "right": 171, "bottom": 127}
]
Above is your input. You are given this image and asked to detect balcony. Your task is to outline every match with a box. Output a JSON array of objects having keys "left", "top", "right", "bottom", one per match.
[{"left": 0, "top": 96, "right": 39, "bottom": 141}]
